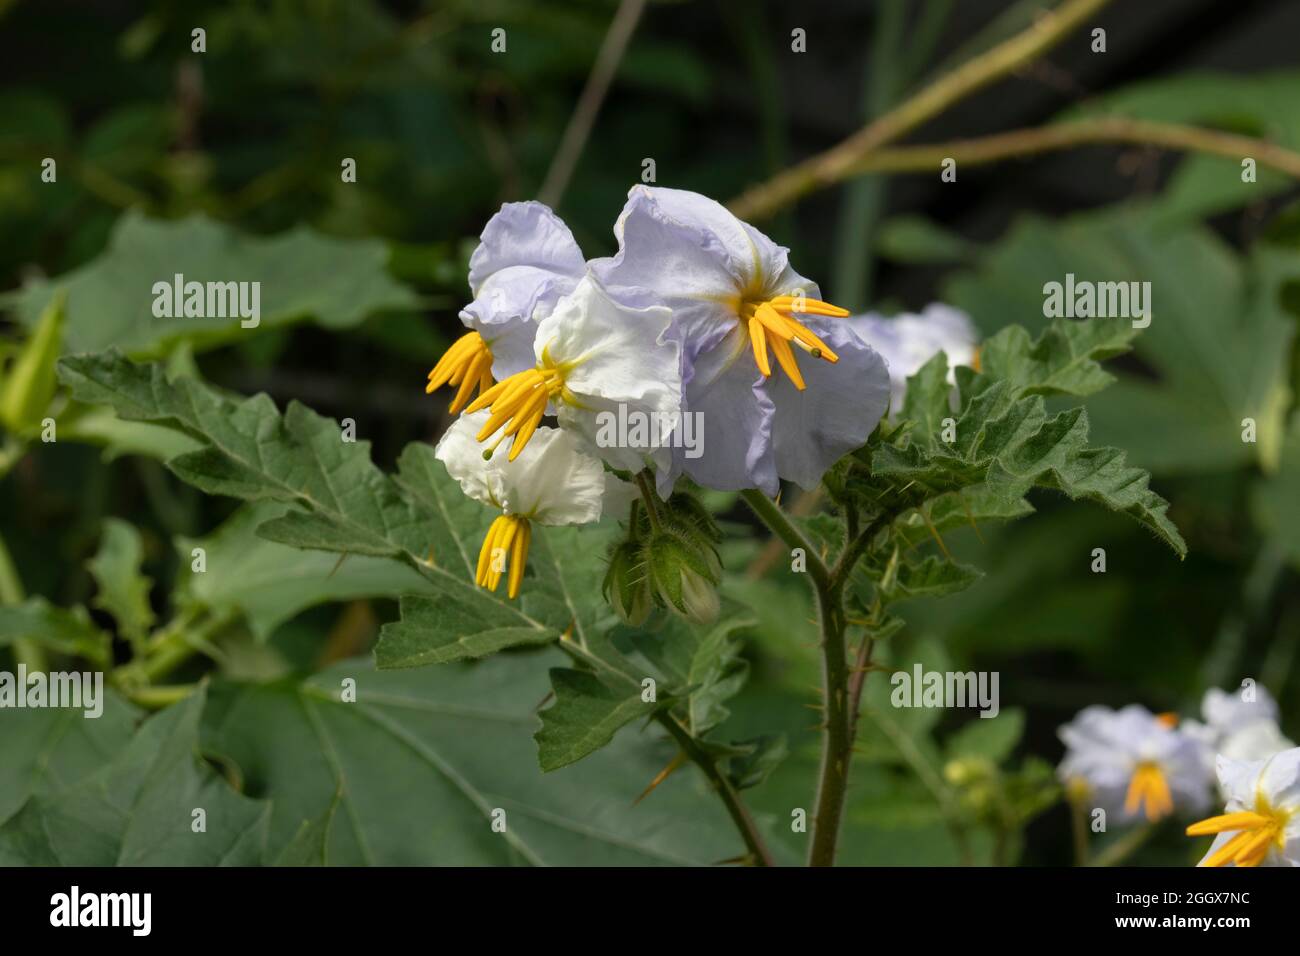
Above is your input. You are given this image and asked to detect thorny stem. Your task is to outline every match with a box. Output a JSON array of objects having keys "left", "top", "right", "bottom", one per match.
[
  {"left": 655, "top": 712, "right": 777, "bottom": 867},
  {"left": 743, "top": 488, "right": 909, "bottom": 865},
  {"left": 728, "top": 0, "right": 1117, "bottom": 220}
]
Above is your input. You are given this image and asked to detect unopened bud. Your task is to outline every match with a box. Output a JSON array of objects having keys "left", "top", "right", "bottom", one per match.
[
  {"left": 1, "top": 289, "right": 66, "bottom": 435},
  {"left": 603, "top": 540, "right": 653, "bottom": 626},
  {"left": 646, "top": 531, "right": 721, "bottom": 626}
]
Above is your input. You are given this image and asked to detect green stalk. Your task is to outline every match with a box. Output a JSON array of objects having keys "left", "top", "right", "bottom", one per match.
[{"left": 0, "top": 527, "right": 46, "bottom": 672}]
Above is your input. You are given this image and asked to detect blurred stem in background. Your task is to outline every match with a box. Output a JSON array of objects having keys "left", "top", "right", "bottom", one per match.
[
  {"left": 0, "top": 527, "right": 46, "bottom": 671},
  {"left": 729, "top": 0, "right": 1300, "bottom": 219},
  {"left": 833, "top": 0, "right": 953, "bottom": 312},
  {"left": 538, "top": 0, "right": 648, "bottom": 207},
  {"left": 728, "top": 0, "right": 1118, "bottom": 220}
]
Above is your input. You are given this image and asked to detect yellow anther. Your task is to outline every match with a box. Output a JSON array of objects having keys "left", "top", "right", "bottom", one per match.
[
  {"left": 427, "top": 331, "right": 495, "bottom": 413},
  {"left": 1124, "top": 762, "right": 1174, "bottom": 821},
  {"left": 475, "top": 514, "right": 532, "bottom": 599},
  {"left": 1187, "top": 806, "right": 1290, "bottom": 867},
  {"left": 737, "top": 295, "right": 847, "bottom": 390}
]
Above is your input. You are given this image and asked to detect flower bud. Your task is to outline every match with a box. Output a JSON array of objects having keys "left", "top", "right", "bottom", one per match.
[
  {"left": 646, "top": 530, "right": 721, "bottom": 627},
  {"left": 666, "top": 491, "right": 722, "bottom": 543},
  {"left": 1, "top": 290, "right": 66, "bottom": 435},
  {"left": 603, "top": 540, "right": 653, "bottom": 626}
]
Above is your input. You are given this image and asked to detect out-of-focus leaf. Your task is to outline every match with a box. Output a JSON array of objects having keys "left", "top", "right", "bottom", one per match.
[
  {"left": 0, "top": 598, "right": 112, "bottom": 666},
  {"left": 877, "top": 215, "right": 974, "bottom": 264},
  {"left": 11, "top": 212, "right": 417, "bottom": 356},
  {"left": 945, "top": 708, "right": 1025, "bottom": 764},
  {"left": 201, "top": 654, "right": 745, "bottom": 865},
  {"left": 177, "top": 502, "right": 434, "bottom": 641},
  {"left": 946, "top": 213, "right": 1295, "bottom": 474},
  {"left": 0, "top": 289, "right": 64, "bottom": 434},
  {"left": 0, "top": 687, "right": 271, "bottom": 865},
  {"left": 1060, "top": 71, "right": 1300, "bottom": 223},
  {"left": 1252, "top": 414, "right": 1300, "bottom": 568},
  {"left": 0, "top": 689, "right": 137, "bottom": 827},
  {"left": 86, "top": 518, "right": 155, "bottom": 644}
]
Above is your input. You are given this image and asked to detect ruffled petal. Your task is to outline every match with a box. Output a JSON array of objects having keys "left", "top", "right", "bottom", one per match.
[
  {"left": 1258, "top": 747, "right": 1300, "bottom": 814},
  {"left": 461, "top": 201, "right": 586, "bottom": 379},
  {"left": 676, "top": 326, "right": 778, "bottom": 496},
  {"left": 535, "top": 276, "right": 685, "bottom": 478},
  {"left": 847, "top": 304, "right": 978, "bottom": 412},
  {"left": 503, "top": 425, "right": 608, "bottom": 526},
  {"left": 434, "top": 411, "right": 506, "bottom": 507},
  {"left": 435, "top": 411, "right": 608, "bottom": 526},
  {"left": 768, "top": 317, "right": 890, "bottom": 490},
  {"left": 1202, "top": 685, "right": 1281, "bottom": 736},
  {"left": 592, "top": 186, "right": 799, "bottom": 360}
]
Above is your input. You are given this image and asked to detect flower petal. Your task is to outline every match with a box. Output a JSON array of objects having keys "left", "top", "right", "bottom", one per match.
[
  {"left": 767, "top": 317, "right": 890, "bottom": 490},
  {"left": 592, "top": 186, "right": 801, "bottom": 360},
  {"left": 536, "top": 276, "right": 685, "bottom": 479},
  {"left": 434, "top": 411, "right": 608, "bottom": 526},
  {"left": 847, "top": 304, "right": 979, "bottom": 412},
  {"left": 461, "top": 201, "right": 586, "bottom": 378},
  {"left": 678, "top": 326, "right": 778, "bottom": 496}
]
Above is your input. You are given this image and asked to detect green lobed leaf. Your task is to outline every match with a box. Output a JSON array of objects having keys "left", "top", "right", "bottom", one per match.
[
  {"left": 0, "top": 686, "right": 272, "bottom": 865},
  {"left": 620, "top": 609, "right": 754, "bottom": 737},
  {"left": 56, "top": 351, "right": 602, "bottom": 665},
  {"left": 0, "top": 689, "right": 138, "bottom": 827},
  {"left": 0, "top": 598, "right": 112, "bottom": 666},
  {"left": 535, "top": 668, "right": 663, "bottom": 772},
  {"left": 7, "top": 212, "right": 418, "bottom": 357},
  {"left": 177, "top": 502, "right": 435, "bottom": 642},
  {"left": 86, "top": 518, "right": 155, "bottom": 644},
  {"left": 201, "top": 653, "right": 745, "bottom": 865}
]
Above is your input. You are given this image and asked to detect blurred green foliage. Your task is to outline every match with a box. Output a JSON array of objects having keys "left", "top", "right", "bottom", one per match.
[{"left": 1, "top": 0, "right": 1298, "bottom": 866}]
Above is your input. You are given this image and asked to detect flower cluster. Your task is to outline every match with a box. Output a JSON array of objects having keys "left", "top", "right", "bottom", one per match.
[
  {"left": 1057, "top": 684, "right": 1298, "bottom": 866},
  {"left": 427, "top": 187, "right": 972, "bottom": 611}
]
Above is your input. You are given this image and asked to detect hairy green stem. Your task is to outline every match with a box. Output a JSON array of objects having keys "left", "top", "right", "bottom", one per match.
[
  {"left": 634, "top": 470, "right": 663, "bottom": 533},
  {"left": 557, "top": 635, "right": 775, "bottom": 866},
  {"left": 740, "top": 489, "right": 830, "bottom": 591},
  {"left": 655, "top": 712, "right": 776, "bottom": 867},
  {"left": 125, "top": 683, "right": 199, "bottom": 709},
  {"left": 140, "top": 610, "right": 232, "bottom": 683}
]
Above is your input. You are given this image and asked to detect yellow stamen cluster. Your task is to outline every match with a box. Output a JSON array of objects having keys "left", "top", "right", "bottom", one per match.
[
  {"left": 738, "top": 295, "right": 848, "bottom": 390},
  {"left": 465, "top": 353, "right": 571, "bottom": 461},
  {"left": 1124, "top": 762, "right": 1174, "bottom": 821},
  {"left": 476, "top": 513, "right": 532, "bottom": 599},
  {"left": 427, "top": 331, "right": 494, "bottom": 413},
  {"left": 1188, "top": 807, "right": 1289, "bottom": 867}
]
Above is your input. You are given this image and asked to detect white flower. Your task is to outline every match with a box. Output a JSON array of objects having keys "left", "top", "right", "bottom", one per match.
[
  {"left": 435, "top": 411, "right": 623, "bottom": 598},
  {"left": 1183, "top": 684, "right": 1294, "bottom": 769},
  {"left": 846, "top": 304, "right": 979, "bottom": 412},
  {"left": 427, "top": 202, "right": 585, "bottom": 412},
  {"left": 1058, "top": 704, "right": 1213, "bottom": 823},
  {"left": 1187, "top": 748, "right": 1300, "bottom": 867},
  {"left": 590, "top": 185, "right": 890, "bottom": 495},
  {"left": 465, "top": 275, "right": 684, "bottom": 489}
]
